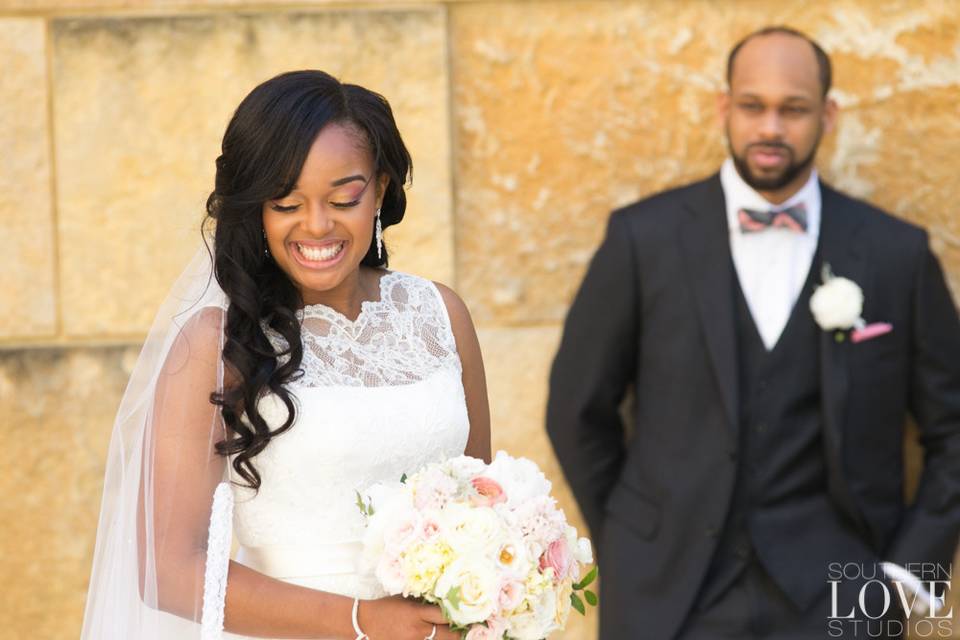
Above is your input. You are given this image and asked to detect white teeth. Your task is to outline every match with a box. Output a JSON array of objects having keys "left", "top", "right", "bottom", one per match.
[{"left": 297, "top": 242, "right": 344, "bottom": 262}]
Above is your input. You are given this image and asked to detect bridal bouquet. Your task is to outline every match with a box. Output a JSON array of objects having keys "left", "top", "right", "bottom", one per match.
[{"left": 357, "top": 451, "right": 597, "bottom": 639}]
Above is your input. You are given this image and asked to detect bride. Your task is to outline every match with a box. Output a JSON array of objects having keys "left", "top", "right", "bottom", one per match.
[{"left": 81, "top": 70, "right": 490, "bottom": 640}]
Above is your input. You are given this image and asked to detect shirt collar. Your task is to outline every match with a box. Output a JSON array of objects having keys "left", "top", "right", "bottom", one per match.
[{"left": 720, "top": 157, "right": 821, "bottom": 238}]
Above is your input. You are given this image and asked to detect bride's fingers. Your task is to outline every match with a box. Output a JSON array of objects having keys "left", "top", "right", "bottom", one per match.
[{"left": 417, "top": 604, "right": 448, "bottom": 625}]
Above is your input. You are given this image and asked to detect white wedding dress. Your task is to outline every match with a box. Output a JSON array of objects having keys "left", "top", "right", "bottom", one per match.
[{"left": 222, "top": 271, "right": 470, "bottom": 638}]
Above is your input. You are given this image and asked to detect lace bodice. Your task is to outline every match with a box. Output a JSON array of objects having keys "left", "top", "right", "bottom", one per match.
[
  {"left": 269, "top": 271, "right": 462, "bottom": 387},
  {"left": 228, "top": 272, "right": 470, "bottom": 599}
]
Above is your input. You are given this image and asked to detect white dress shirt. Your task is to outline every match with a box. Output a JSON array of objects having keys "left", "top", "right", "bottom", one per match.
[{"left": 720, "top": 158, "right": 821, "bottom": 350}]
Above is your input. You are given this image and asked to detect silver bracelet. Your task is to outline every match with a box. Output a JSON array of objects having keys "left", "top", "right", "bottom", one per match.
[{"left": 352, "top": 597, "right": 369, "bottom": 640}]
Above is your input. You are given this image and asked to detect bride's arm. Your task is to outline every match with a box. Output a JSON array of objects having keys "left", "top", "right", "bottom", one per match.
[
  {"left": 143, "top": 308, "right": 448, "bottom": 639},
  {"left": 434, "top": 283, "right": 492, "bottom": 463}
]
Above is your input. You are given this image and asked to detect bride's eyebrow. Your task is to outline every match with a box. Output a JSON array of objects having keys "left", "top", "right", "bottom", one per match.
[{"left": 330, "top": 174, "right": 368, "bottom": 187}]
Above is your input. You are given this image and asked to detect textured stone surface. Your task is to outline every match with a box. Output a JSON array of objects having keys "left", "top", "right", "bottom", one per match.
[
  {"left": 51, "top": 8, "right": 452, "bottom": 337},
  {"left": 0, "top": 346, "right": 135, "bottom": 639},
  {"left": 478, "top": 325, "right": 599, "bottom": 639},
  {"left": 0, "top": 19, "right": 56, "bottom": 339},
  {"left": 451, "top": 0, "right": 960, "bottom": 324}
]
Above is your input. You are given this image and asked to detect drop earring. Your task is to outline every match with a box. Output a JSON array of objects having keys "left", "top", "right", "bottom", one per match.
[
  {"left": 263, "top": 229, "right": 269, "bottom": 257},
  {"left": 375, "top": 208, "right": 383, "bottom": 260}
]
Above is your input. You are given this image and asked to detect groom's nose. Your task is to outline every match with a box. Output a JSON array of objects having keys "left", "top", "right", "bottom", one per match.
[{"left": 758, "top": 110, "right": 785, "bottom": 139}]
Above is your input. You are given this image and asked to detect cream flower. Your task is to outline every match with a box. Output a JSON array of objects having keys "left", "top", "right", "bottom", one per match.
[
  {"left": 435, "top": 557, "right": 500, "bottom": 626},
  {"left": 810, "top": 265, "right": 864, "bottom": 330}
]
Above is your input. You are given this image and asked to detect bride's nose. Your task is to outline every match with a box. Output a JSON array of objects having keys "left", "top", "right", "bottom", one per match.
[{"left": 302, "top": 202, "right": 335, "bottom": 236}]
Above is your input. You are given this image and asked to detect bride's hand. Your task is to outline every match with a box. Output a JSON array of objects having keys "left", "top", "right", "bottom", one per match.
[{"left": 357, "top": 596, "right": 458, "bottom": 640}]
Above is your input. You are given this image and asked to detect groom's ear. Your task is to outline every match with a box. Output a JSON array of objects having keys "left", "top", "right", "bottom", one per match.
[
  {"left": 716, "top": 91, "right": 731, "bottom": 129},
  {"left": 822, "top": 96, "right": 839, "bottom": 135}
]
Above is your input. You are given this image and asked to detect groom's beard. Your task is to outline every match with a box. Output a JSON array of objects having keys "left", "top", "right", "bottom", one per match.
[{"left": 727, "top": 129, "right": 821, "bottom": 192}]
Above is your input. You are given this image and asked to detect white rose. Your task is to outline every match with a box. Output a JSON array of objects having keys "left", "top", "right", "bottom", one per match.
[
  {"left": 435, "top": 557, "right": 500, "bottom": 626},
  {"left": 506, "top": 588, "right": 559, "bottom": 640},
  {"left": 495, "top": 534, "right": 533, "bottom": 579},
  {"left": 440, "top": 503, "right": 504, "bottom": 556},
  {"left": 484, "top": 451, "right": 552, "bottom": 507},
  {"left": 809, "top": 271, "right": 863, "bottom": 330},
  {"left": 564, "top": 525, "right": 594, "bottom": 565}
]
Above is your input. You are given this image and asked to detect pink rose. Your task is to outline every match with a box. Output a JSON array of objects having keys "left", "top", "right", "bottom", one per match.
[
  {"left": 471, "top": 476, "right": 507, "bottom": 507},
  {"left": 465, "top": 618, "right": 506, "bottom": 640},
  {"left": 376, "top": 554, "right": 406, "bottom": 595},
  {"left": 498, "top": 578, "right": 525, "bottom": 611},
  {"left": 539, "top": 536, "right": 572, "bottom": 583},
  {"left": 383, "top": 511, "right": 421, "bottom": 555},
  {"left": 419, "top": 513, "right": 442, "bottom": 542}
]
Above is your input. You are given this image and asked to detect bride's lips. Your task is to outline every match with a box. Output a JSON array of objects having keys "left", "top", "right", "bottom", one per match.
[{"left": 289, "top": 239, "right": 348, "bottom": 269}]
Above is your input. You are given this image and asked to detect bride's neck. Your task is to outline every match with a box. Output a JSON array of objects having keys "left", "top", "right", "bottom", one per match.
[{"left": 298, "top": 267, "right": 380, "bottom": 319}]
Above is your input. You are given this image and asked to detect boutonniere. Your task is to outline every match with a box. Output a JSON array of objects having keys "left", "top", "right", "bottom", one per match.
[{"left": 809, "top": 264, "right": 893, "bottom": 343}]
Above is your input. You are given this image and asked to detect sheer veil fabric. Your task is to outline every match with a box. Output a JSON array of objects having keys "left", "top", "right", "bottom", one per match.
[{"left": 81, "top": 246, "right": 232, "bottom": 639}]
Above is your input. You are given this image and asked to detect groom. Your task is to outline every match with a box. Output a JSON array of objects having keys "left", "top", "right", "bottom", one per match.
[{"left": 547, "top": 26, "right": 960, "bottom": 639}]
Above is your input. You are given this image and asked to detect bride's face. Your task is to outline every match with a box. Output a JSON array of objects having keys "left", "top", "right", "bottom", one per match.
[{"left": 262, "top": 123, "right": 388, "bottom": 304}]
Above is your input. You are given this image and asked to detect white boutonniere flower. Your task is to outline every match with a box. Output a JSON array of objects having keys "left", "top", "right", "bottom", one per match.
[{"left": 809, "top": 264, "right": 865, "bottom": 340}]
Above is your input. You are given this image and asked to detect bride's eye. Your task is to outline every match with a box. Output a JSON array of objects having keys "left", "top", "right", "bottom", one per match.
[
  {"left": 270, "top": 203, "right": 300, "bottom": 213},
  {"left": 330, "top": 199, "right": 361, "bottom": 209}
]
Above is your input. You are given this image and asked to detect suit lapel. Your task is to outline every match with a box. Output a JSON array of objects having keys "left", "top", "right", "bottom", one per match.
[
  {"left": 817, "top": 182, "right": 869, "bottom": 529},
  {"left": 679, "top": 175, "right": 739, "bottom": 437}
]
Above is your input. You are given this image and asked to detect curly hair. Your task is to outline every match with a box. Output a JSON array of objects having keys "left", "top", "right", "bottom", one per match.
[{"left": 205, "top": 70, "right": 412, "bottom": 490}]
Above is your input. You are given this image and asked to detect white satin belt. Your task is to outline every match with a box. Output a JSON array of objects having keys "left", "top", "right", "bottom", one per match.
[{"left": 237, "top": 541, "right": 364, "bottom": 579}]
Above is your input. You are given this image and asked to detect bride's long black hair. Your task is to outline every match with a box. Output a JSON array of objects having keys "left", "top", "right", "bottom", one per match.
[{"left": 205, "top": 70, "right": 412, "bottom": 490}]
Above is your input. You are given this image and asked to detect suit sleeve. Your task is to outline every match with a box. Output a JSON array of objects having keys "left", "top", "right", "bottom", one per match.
[
  {"left": 886, "top": 232, "right": 960, "bottom": 576},
  {"left": 546, "top": 210, "right": 638, "bottom": 545}
]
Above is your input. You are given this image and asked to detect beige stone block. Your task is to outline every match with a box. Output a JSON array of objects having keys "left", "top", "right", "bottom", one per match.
[
  {"left": 478, "top": 324, "right": 599, "bottom": 639},
  {"left": 451, "top": 0, "right": 960, "bottom": 324},
  {"left": 0, "top": 0, "right": 453, "bottom": 10},
  {"left": 52, "top": 8, "right": 452, "bottom": 337},
  {"left": 0, "top": 345, "right": 135, "bottom": 639},
  {"left": 0, "top": 19, "right": 56, "bottom": 340}
]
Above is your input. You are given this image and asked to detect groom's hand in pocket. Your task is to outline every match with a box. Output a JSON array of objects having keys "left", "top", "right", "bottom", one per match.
[{"left": 360, "top": 595, "right": 457, "bottom": 640}]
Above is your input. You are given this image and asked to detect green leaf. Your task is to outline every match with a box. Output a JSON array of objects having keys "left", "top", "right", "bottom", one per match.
[
  {"left": 354, "top": 490, "right": 374, "bottom": 516},
  {"left": 446, "top": 585, "right": 462, "bottom": 611},
  {"left": 584, "top": 589, "right": 598, "bottom": 606},
  {"left": 400, "top": 473, "right": 408, "bottom": 484},
  {"left": 570, "top": 592, "right": 586, "bottom": 616},
  {"left": 355, "top": 490, "right": 365, "bottom": 515},
  {"left": 835, "top": 331, "right": 845, "bottom": 343},
  {"left": 574, "top": 565, "right": 598, "bottom": 590}
]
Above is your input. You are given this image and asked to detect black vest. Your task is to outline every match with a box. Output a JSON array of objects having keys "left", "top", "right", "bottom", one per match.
[{"left": 698, "top": 254, "right": 858, "bottom": 609}]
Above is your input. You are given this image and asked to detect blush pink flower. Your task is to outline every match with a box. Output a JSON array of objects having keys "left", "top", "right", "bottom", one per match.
[
  {"left": 498, "top": 578, "right": 525, "bottom": 611},
  {"left": 471, "top": 476, "right": 507, "bottom": 507},
  {"left": 539, "top": 536, "right": 572, "bottom": 583},
  {"left": 376, "top": 554, "right": 406, "bottom": 595},
  {"left": 465, "top": 618, "right": 506, "bottom": 640}
]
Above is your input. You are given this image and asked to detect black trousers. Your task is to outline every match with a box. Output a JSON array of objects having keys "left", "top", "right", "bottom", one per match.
[{"left": 676, "top": 557, "right": 905, "bottom": 640}]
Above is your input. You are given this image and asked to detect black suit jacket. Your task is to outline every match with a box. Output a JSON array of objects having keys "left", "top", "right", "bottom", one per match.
[{"left": 546, "top": 174, "right": 960, "bottom": 639}]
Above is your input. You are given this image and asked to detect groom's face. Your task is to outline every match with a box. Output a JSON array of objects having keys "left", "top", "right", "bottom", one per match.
[{"left": 720, "top": 33, "right": 837, "bottom": 201}]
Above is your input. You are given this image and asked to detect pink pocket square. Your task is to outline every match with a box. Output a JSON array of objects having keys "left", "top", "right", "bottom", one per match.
[{"left": 851, "top": 322, "right": 893, "bottom": 343}]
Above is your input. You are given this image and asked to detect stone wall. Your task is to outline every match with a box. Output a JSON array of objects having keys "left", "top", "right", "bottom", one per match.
[{"left": 1, "top": 1, "right": 958, "bottom": 638}]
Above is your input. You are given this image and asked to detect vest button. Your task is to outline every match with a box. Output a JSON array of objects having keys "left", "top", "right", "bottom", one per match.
[
  {"left": 755, "top": 423, "right": 767, "bottom": 433},
  {"left": 728, "top": 449, "right": 739, "bottom": 462},
  {"left": 705, "top": 526, "right": 719, "bottom": 538}
]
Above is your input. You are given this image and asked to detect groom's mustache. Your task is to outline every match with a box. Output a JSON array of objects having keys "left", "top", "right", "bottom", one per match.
[{"left": 747, "top": 141, "right": 794, "bottom": 155}]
